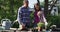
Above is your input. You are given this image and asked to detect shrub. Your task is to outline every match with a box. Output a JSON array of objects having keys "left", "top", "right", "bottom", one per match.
[{"left": 47, "top": 14, "right": 60, "bottom": 29}]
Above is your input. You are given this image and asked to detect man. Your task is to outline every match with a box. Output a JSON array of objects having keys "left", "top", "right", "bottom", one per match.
[{"left": 17, "top": 0, "right": 31, "bottom": 30}]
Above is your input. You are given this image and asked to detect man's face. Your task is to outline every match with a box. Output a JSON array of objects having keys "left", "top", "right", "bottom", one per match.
[{"left": 24, "top": 1, "right": 29, "bottom": 7}]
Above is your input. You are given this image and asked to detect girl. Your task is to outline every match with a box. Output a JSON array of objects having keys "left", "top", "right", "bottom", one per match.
[
  {"left": 34, "top": 3, "right": 43, "bottom": 25},
  {"left": 34, "top": 3, "right": 48, "bottom": 31}
]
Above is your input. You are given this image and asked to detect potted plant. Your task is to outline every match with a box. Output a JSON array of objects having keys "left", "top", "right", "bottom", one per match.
[{"left": 37, "top": 22, "right": 45, "bottom": 31}]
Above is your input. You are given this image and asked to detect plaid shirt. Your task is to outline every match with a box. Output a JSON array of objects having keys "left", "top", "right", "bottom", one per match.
[{"left": 17, "top": 6, "right": 31, "bottom": 24}]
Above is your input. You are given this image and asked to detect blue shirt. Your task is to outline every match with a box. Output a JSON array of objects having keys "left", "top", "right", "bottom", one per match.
[{"left": 17, "top": 6, "right": 31, "bottom": 24}]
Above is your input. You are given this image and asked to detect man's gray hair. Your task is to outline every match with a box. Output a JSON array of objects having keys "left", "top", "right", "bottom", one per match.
[{"left": 23, "top": 0, "right": 29, "bottom": 3}]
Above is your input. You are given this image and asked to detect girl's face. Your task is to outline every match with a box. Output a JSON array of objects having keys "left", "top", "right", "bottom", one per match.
[{"left": 35, "top": 4, "right": 40, "bottom": 10}]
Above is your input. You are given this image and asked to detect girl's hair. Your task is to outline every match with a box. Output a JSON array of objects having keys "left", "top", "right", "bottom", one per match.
[{"left": 34, "top": 3, "right": 41, "bottom": 11}]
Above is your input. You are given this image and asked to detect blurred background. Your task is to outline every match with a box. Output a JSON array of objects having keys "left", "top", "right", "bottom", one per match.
[{"left": 0, "top": 0, "right": 60, "bottom": 29}]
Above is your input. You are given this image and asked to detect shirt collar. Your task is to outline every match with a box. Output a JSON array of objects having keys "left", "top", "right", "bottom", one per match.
[{"left": 22, "top": 5, "right": 29, "bottom": 8}]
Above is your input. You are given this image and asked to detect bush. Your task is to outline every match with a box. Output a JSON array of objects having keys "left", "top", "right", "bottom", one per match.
[
  {"left": 29, "top": 11, "right": 34, "bottom": 28},
  {"left": 11, "top": 22, "right": 19, "bottom": 28},
  {"left": 46, "top": 14, "right": 60, "bottom": 29}
]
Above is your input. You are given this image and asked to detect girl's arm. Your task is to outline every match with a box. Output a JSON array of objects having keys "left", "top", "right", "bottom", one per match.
[{"left": 37, "top": 11, "right": 43, "bottom": 18}]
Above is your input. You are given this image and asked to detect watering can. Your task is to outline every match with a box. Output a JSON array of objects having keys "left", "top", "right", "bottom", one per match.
[{"left": 1, "top": 19, "right": 11, "bottom": 30}]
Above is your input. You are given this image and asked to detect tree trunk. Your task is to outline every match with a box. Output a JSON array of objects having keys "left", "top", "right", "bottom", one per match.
[
  {"left": 44, "top": 0, "right": 48, "bottom": 17},
  {"left": 37, "top": 0, "right": 40, "bottom": 7}
]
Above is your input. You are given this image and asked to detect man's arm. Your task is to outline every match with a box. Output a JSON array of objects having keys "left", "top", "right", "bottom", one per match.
[{"left": 17, "top": 7, "right": 22, "bottom": 24}]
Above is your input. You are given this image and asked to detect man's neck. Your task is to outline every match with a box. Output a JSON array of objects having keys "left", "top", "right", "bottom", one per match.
[{"left": 23, "top": 5, "right": 28, "bottom": 8}]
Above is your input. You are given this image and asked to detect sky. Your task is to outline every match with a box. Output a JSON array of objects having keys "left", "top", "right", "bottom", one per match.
[
  {"left": 28, "top": 0, "right": 51, "bottom": 8},
  {"left": 28, "top": 0, "right": 44, "bottom": 8}
]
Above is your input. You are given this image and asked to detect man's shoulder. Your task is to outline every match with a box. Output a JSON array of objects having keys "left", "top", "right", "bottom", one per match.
[
  {"left": 18, "top": 6, "right": 24, "bottom": 12},
  {"left": 19, "top": 6, "right": 24, "bottom": 9}
]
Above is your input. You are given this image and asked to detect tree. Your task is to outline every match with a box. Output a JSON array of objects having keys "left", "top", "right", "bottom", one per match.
[
  {"left": 44, "top": 0, "right": 48, "bottom": 17},
  {"left": 0, "top": 0, "right": 23, "bottom": 21},
  {"left": 49, "top": 0, "right": 58, "bottom": 14},
  {"left": 44, "top": 0, "right": 58, "bottom": 17}
]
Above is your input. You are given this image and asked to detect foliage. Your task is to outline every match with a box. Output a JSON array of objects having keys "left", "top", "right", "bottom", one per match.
[
  {"left": 0, "top": 0, "right": 23, "bottom": 22},
  {"left": 11, "top": 21, "right": 19, "bottom": 28},
  {"left": 46, "top": 14, "right": 60, "bottom": 29},
  {"left": 30, "top": 11, "right": 34, "bottom": 21},
  {"left": 29, "top": 11, "right": 34, "bottom": 28},
  {"left": 37, "top": 22, "right": 45, "bottom": 27}
]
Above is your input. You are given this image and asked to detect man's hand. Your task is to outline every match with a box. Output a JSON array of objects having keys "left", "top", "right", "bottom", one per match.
[
  {"left": 19, "top": 24, "right": 25, "bottom": 30},
  {"left": 22, "top": 23, "right": 25, "bottom": 28},
  {"left": 19, "top": 23, "right": 26, "bottom": 30}
]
